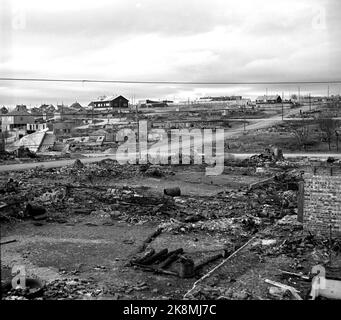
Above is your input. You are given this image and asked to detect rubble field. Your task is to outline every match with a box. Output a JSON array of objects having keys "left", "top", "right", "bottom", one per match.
[{"left": 1, "top": 156, "right": 340, "bottom": 300}]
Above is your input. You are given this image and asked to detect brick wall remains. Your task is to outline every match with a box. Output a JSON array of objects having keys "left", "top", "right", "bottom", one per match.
[{"left": 304, "top": 165, "right": 341, "bottom": 238}]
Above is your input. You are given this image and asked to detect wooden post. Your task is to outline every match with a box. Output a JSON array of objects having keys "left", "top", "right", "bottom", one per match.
[{"left": 297, "top": 181, "right": 304, "bottom": 223}]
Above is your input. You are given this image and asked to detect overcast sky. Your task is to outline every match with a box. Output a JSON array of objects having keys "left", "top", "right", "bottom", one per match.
[{"left": 0, "top": 0, "right": 340, "bottom": 107}]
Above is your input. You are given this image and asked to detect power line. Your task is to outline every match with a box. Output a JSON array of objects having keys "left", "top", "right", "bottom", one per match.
[{"left": 0, "top": 77, "right": 341, "bottom": 85}]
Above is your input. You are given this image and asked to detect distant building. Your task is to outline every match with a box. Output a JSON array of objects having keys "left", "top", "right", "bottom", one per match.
[
  {"left": 52, "top": 107, "right": 88, "bottom": 122},
  {"left": 30, "top": 104, "right": 55, "bottom": 119},
  {"left": 256, "top": 95, "right": 282, "bottom": 104},
  {"left": 200, "top": 96, "right": 242, "bottom": 101},
  {"left": 49, "top": 120, "right": 77, "bottom": 138},
  {"left": 0, "top": 106, "right": 8, "bottom": 114},
  {"left": 69, "top": 101, "right": 83, "bottom": 109},
  {"left": 27, "top": 123, "right": 48, "bottom": 133},
  {"left": 89, "top": 95, "right": 129, "bottom": 110},
  {"left": 1, "top": 105, "right": 35, "bottom": 132},
  {"left": 138, "top": 99, "right": 170, "bottom": 108}
]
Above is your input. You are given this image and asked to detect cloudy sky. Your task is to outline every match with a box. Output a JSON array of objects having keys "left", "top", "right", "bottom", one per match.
[{"left": 0, "top": 0, "right": 340, "bottom": 107}]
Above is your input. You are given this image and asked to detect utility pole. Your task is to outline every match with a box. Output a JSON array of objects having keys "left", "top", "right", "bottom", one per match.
[
  {"left": 243, "top": 104, "right": 246, "bottom": 131},
  {"left": 298, "top": 86, "right": 300, "bottom": 104},
  {"left": 309, "top": 93, "right": 311, "bottom": 112},
  {"left": 135, "top": 103, "right": 140, "bottom": 163},
  {"left": 281, "top": 92, "right": 284, "bottom": 121}
]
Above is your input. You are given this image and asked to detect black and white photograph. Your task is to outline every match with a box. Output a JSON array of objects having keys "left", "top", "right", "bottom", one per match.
[{"left": 1, "top": 0, "right": 341, "bottom": 309}]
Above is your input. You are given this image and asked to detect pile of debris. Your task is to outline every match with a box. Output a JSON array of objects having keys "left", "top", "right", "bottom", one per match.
[
  {"left": 188, "top": 285, "right": 252, "bottom": 300},
  {"left": 0, "top": 150, "right": 16, "bottom": 162},
  {"left": 247, "top": 147, "right": 284, "bottom": 166},
  {"left": 216, "top": 171, "right": 301, "bottom": 220},
  {"left": 260, "top": 231, "right": 341, "bottom": 261},
  {"left": 18, "top": 159, "right": 175, "bottom": 182},
  {"left": 143, "top": 165, "right": 175, "bottom": 178},
  {"left": 159, "top": 216, "right": 260, "bottom": 236},
  {"left": 0, "top": 176, "right": 180, "bottom": 223},
  {"left": 1, "top": 162, "right": 301, "bottom": 227},
  {"left": 43, "top": 279, "right": 102, "bottom": 300},
  {"left": 15, "top": 146, "right": 36, "bottom": 158},
  {"left": 1, "top": 278, "right": 103, "bottom": 300}
]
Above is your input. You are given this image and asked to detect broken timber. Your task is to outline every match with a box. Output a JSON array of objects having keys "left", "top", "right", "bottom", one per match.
[
  {"left": 141, "top": 249, "right": 169, "bottom": 265},
  {"left": 159, "top": 248, "right": 184, "bottom": 269},
  {"left": 131, "top": 262, "right": 178, "bottom": 276},
  {"left": 129, "top": 227, "right": 162, "bottom": 258},
  {"left": 0, "top": 239, "right": 17, "bottom": 246}
]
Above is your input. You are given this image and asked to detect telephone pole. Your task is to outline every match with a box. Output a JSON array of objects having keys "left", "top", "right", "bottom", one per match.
[
  {"left": 281, "top": 92, "right": 284, "bottom": 121},
  {"left": 135, "top": 103, "right": 140, "bottom": 163}
]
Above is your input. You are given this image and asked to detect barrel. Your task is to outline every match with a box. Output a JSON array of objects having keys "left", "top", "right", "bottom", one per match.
[
  {"left": 178, "top": 257, "right": 195, "bottom": 278},
  {"left": 164, "top": 187, "right": 181, "bottom": 197}
]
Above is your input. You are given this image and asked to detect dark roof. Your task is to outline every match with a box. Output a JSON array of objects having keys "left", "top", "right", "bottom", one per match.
[
  {"left": 0, "top": 106, "right": 8, "bottom": 114},
  {"left": 70, "top": 102, "right": 83, "bottom": 109},
  {"left": 6, "top": 109, "right": 33, "bottom": 116},
  {"left": 92, "top": 95, "right": 129, "bottom": 103}
]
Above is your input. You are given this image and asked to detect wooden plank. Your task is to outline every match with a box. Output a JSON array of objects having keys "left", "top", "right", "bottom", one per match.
[{"left": 265, "top": 279, "right": 302, "bottom": 300}]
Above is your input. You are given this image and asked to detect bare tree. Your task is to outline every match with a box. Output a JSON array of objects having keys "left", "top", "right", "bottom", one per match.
[
  {"left": 335, "top": 130, "right": 339, "bottom": 152},
  {"left": 318, "top": 113, "right": 338, "bottom": 151},
  {"left": 292, "top": 120, "right": 310, "bottom": 151}
]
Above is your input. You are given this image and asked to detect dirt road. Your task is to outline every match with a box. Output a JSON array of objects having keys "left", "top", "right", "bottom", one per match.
[{"left": 1, "top": 151, "right": 340, "bottom": 172}]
